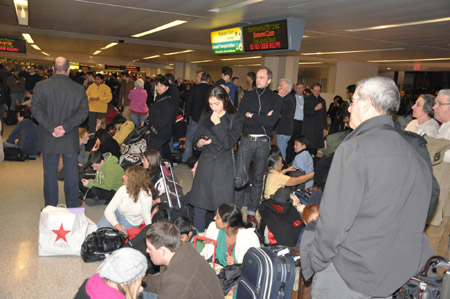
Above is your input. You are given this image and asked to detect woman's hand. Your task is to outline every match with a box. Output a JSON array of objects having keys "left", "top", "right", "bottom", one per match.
[
  {"left": 114, "top": 224, "right": 127, "bottom": 235},
  {"left": 192, "top": 161, "right": 199, "bottom": 178},
  {"left": 211, "top": 112, "right": 221, "bottom": 125},
  {"left": 197, "top": 138, "right": 212, "bottom": 148},
  {"left": 226, "top": 254, "right": 235, "bottom": 265},
  {"left": 282, "top": 165, "right": 298, "bottom": 174}
]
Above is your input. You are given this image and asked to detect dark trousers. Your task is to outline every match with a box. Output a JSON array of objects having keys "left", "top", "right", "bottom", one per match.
[
  {"left": 79, "top": 184, "right": 115, "bottom": 204},
  {"left": 234, "top": 136, "right": 270, "bottom": 215},
  {"left": 193, "top": 207, "right": 215, "bottom": 233},
  {"left": 43, "top": 152, "right": 79, "bottom": 208},
  {"left": 88, "top": 112, "right": 106, "bottom": 134},
  {"left": 286, "top": 120, "right": 303, "bottom": 164}
]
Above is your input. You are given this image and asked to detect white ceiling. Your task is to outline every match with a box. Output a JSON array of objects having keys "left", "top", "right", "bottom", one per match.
[{"left": 0, "top": 0, "right": 449, "bottom": 71}]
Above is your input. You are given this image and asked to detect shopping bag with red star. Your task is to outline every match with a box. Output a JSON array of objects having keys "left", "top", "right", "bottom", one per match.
[{"left": 38, "top": 205, "right": 89, "bottom": 256}]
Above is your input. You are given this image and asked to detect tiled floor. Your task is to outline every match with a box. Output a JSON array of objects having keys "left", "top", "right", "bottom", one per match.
[{"left": 0, "top": 124, "right": 194, "bottom": 298}]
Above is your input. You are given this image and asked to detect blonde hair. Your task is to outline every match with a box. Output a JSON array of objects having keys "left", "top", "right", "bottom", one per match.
[
  {"left": 97, "top": 116, "right": 107, "bottom": 130},
  {"left": 117, "top": 279, "right": 143, "bottom": 299}
]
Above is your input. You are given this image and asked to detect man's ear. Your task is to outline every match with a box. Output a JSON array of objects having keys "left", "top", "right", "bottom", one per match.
[{"left": 267, "top": 78, "right": 272, "bottom": 86}]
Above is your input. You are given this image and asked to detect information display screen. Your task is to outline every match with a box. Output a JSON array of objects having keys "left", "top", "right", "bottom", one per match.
[
  {"left": 210, "top": 27, "right": 243, "bottom": 55},
  {"left": 0, "top": 36, "right": 26, "bottom": 54},
  {"left": 243, "top": 20, "right": 288, "bottom": 52}
]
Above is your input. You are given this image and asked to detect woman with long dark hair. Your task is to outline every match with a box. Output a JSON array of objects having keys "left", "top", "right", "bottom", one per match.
[
  {"left": 201, "top": 203, "right": 260, "bottom": 265},
  {"left": 189, "top": 86, "right": 244, "bottom": 232}
]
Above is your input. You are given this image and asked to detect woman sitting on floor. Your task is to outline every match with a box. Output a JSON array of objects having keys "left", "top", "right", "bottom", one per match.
[
  {"left": 263, "top": 155, "right": 314, "bottom": 199},
  {"left": 96, "top": 165, "right": 155, "bottom": 235},
  {"left": 201, "top": 203, "right": 260, "bottom": 266}
]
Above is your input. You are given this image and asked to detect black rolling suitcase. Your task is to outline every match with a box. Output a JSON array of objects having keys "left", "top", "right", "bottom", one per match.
[{"left": 236, "top": 246, "right": 296, "bottom": 299}]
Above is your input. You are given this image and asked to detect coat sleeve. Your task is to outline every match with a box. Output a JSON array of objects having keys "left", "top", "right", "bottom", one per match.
[
  {"left": 103, "top": 187, "right": 124, "bottom": 226},
  {"left": 321, "top": 99, "right": 328, "bottom": 129},
  {"left": 200, "top": 221, "right": 220, "bottom": 260},
  {"left": 249, "top": 96, "right": 282, "bottom": 127},
  {"left": 99, "top": 85, "right": 112, "bottom": 104},
  {"left": 211, "top": 114, "right": 244, "bottom": 150},
  {"left": 303, "top": 97, "right": 316, "bottom": 116},
  {"left": 31, "top": 85, "right": 57, "bottom": 134},
  {"left": 309, "top": 142, "right": 366, "bottom": 273},
  {"left": 235, "top": 228, "right": 261, "bottom": 263}
]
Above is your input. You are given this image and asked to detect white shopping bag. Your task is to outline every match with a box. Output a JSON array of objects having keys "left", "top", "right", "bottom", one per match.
[{"left": 38, "top": 205, "right": 89, "bottom": 256}]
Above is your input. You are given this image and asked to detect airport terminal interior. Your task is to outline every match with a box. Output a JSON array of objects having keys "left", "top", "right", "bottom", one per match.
[{"left": 1, "top": 0, "right": 450, "bottom": 298}]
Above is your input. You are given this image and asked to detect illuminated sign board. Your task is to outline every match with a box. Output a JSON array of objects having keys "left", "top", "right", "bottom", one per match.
[
  {"left": 243, "top": 20, "right": 288, "bottom": 52},
  {"left": 105, "top": 65, "right": 140, "bottom": 72},
  {"left": 105, "top": 64, "right": 122, "bottom": 71},
  {"left": 0, "top": 36, "right": 26, "bottom": 54},
  {"left": 210, "top": 27, "right": 243, "bottom": 55},
  {"left": 124, "top": 66, "right": 140, "bottom": 72}
]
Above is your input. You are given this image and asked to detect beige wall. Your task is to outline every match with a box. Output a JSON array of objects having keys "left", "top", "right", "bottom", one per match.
[{"left": 332, "top": 61, "right": 379, "bottom": 98}]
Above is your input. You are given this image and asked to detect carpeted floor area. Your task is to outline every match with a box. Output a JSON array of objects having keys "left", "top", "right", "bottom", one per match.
[{"left": 0, "top": 124, "right": 194, "bottom": 299}]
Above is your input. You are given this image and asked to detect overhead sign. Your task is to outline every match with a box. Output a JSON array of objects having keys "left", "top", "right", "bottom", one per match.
[
  {"left": 124, "top": 66, "right": 140, "bottom": 72},
  {"left": 105, "top": 64, "right": 122, "bottom": 71},
  {"left": 0, "top": 36, "right": 26, "bottom": 54},
  {"left": 210, "top": 27, "right": 243, "bottom": 55},
  {"left": 243, "top": 20, "right": 289, "bottom": 52}
]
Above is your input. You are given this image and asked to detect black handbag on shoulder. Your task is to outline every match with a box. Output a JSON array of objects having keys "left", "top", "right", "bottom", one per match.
[
  {"left": 81, "top": 227, "right": 126, "bottom": 263},
  {"left": 393, "top": 256, "right": 450, "bottom": 299}
]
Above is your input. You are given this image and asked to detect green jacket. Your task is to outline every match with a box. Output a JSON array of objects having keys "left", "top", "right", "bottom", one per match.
[{"left": 87, "top": 153, "right": 124, "bottom": 191}]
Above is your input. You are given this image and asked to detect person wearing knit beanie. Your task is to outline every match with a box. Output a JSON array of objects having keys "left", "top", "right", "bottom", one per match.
[{"left": 74, "top": 247, "right": 148, "bottom": 299}]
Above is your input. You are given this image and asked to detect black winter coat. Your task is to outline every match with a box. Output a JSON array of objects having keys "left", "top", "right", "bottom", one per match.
[
  {"left": 31, "top": 74, "right": 89, "bottom": 154},
  {"left": 147, "top": 91, "right": 174, "bottom": 148},
  {"left": 302, "top": 94, "right": 327, "bottom": 149},
  {"left": 189, "top": 112, "right": 244, "bottom": 211}
]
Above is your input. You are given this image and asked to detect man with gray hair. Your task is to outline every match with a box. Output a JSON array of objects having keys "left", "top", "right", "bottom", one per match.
[
  {"left": 274, "top": 78, "right": 295, "bottom": 160},
  {"left": 300, "top": 76, "right": 433, "bottom": 298},
  {"left": 426, "top": 89, "right": 450, "bottom": 257},
  {"left": 32, "top": 57, "right": 89, "bottom": 208}
]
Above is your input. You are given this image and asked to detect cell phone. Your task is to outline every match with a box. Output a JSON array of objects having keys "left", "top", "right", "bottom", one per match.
[{"left": 200, "top": 136, "right": 210, "bottom": 140}]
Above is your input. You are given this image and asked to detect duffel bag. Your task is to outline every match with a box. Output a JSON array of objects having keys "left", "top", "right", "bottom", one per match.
[{"left": 81, "top": 227, "right": 126, "bottom": 263}]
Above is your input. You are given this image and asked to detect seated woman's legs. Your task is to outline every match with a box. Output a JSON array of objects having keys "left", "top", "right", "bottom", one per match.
[{"left": 96, "top": 210, "right": 141, "bottom": 230}]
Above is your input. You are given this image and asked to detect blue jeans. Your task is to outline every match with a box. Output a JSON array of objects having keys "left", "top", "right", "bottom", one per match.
[
  {"left": 43, "top": 152, "right": 79, "bottom": 208},
  {"left": 130, "top": 112, "right": 148, "bottom": 128},
  {"left": 234, "top": 136, "right": 271, "bottom": 215},
  {"left": 96, "top": 210, "right": 141, "bottom": 231},
  {"left": 181, "top": 118, "right": 198, "bottom": 163},
  {"left": 3, "top": 141, "right": 17, "bottom": 148},
  {"left": 276, "top": 134, "right": 291, "bottom": 161},
  {"left": 142, "top": 291, "right": 158, "bottom": 299}
]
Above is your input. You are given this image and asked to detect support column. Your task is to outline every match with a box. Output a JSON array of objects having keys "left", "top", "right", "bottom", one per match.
[
  {"left": 184, "top": 63, "right": 197, "bottom": 81},
  {"left": 261, "top": 56, "right": 299, "bottom": 89},
  {"left": 174, "top": 61, "right": 185, "bottom": 79}
]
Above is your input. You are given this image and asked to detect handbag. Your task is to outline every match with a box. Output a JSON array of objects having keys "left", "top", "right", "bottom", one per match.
[
  {"left": 4, "top": 147, "right": 28, "bottom": 161},
  {"left": 424, "top": 136, "right": 450, "bottom": 166},
  {"left": 81, "top": 227, "right": 126, "bottom": 263},
  {"left": 218, "top": 264, "right": 242, "bottom": 295},
  {"left": 230, "top": 115, "right": 249, "bottom": 189},
  {"left": 38, "top": 205, "right": 89, "bottom": 256},
  {"left": 393, "top": 256, "right": 450, "bottom": 299}
]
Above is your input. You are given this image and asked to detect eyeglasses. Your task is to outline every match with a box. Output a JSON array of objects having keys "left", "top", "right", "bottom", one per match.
[{"left": 435, "top": 101, "right": 450, "bottom": 107}]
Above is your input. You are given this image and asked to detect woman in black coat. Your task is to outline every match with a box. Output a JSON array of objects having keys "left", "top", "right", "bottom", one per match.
[
  {"left": 146, "top": 76, "right": 174, "bottom": 161},
  {"left": 189, "top": 86, "right": 244, "bottom": 232}
]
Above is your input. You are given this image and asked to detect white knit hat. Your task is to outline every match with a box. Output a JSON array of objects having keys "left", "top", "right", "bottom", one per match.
[{"left": 98, "top": 248, "right": 148, "bottom": 284}]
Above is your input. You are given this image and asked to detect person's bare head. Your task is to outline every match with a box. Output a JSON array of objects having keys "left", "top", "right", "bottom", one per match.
[{"left": 53, "top": 57, "right": 70, "bottom": 76}]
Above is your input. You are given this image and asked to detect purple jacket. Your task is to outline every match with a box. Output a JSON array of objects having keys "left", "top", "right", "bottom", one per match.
[{"left": 129, "top": 88, "right": 148, "bottom": 115}]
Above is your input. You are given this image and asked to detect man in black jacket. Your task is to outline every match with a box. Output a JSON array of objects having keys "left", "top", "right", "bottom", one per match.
[
  {"left": 31, "top": 57, "right": 89, "bottom": 208},
  {"left": 274, "top": 78, "right": 295, "bottom": 160},
  {"left": 181, "top": 72, "right": 211, "bottom": 163},
  {"left": 234, "top": 67, "right": 282, "bottom": 225}
]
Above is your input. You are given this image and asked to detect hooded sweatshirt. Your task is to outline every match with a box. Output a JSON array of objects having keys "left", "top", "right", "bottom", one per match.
[
  {"left": 87, "top": 153, "right": 124, "bottom": 191},
  {"left": 75, "top": 273, "right": 125, "bottom": 299}
]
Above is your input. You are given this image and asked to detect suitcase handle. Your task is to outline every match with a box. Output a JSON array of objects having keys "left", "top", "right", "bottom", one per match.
[
  {"left": 420, "top": 255, "right": 450, "bottom": 277},
  {"left": 194, "top": 236, "right": 217, "bottom": 270}
]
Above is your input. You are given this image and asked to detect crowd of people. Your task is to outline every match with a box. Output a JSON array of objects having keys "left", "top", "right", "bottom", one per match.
[{"left": 1, "top": 56, "right": 450, "bottom": 299}]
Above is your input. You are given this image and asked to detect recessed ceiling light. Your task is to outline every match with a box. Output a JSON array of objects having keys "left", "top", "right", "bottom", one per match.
[
  {"left": 302, "top": 48, "right": 404, "bottom": 55},
  {"left": 132, "top": 20, "right": 187, "bottom": 38},
  {"left": 143, "top": 55, "right": 161, "bottom": 59},
  {"left": 31, "top": 44, "right": 41, "bottom": 50},
  {"left": 100, "top": 42, "right": 118, "bottom": 50},
  {"left": 298, "top": 62, "right": 323, "bottom": 65},
  {"left": 209, "top": 0, "right": 263, "bottom": 13},
  {"left": 22, "top": 33, "right": 34, "bottom": 44},
  {"left": 387, "top": 67, "right": 391, "bottom": 70},
  {"left": 14, "top": 0, "right": 28, "bottom": 26},
  {"left": 169, "top": 63, "right": 174, "bottom": 66},
  {"left": 163, "top": 49, "right": 194, "bottom": 56},
  {"left": 92, "top": 50, "right": 101, "bottom": 55},
  {"left": 368, "top": 57, "right": 450, "bottom": 63},
  {"left": 233, "top": 64, "right": 261, "bottom": 67},
  {"left": 41, "top": 51, "right": 50, "bottom": 56},
  {"left": 190, "top": 60, "right": 213, "bottom": 63},
  {"left": 346, "top": 16, "right": 450, "bottom": 32},
  {"left": 221, "top": 56, "right": 261, "bottom": 61}
]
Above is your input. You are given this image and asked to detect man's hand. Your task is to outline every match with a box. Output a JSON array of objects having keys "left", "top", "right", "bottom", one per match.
[
  {"left": 245, "top": 112, "right": 253, "bottom": 118},
  {"left": 81, "top": 179, "right": 91, "bottom": 187},
  {"left": 52, "top": 126, "right": 65, "bottom": 138},
  {"left": 267, "top": 110, "right": 273, "bottom": 116},
  {"left": 314, "top": 103, "right": 323, "bottom": 111}
]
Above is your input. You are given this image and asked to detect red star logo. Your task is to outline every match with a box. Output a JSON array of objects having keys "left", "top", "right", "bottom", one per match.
[{"left": 52, "top": 223, "right": 71, "bottom": 243}]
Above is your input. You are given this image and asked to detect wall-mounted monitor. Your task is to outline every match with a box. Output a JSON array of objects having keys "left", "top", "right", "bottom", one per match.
[
  {"left": 0, "top": 36, "right": 26, "bottom": 54},
  {"left": 210, "top": 27, "right": 243, "bottom": 55}
]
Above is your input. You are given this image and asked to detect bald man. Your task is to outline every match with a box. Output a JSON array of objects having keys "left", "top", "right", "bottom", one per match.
[{"left": 31, "top": 57, "right": 89, "bottom": 208}]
